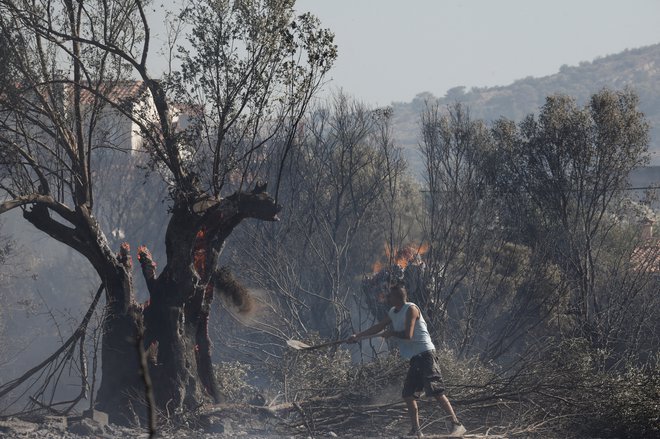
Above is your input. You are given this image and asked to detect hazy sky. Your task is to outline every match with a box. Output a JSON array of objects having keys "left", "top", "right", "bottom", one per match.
[{"left": 293, "top": 0, "right": 660, "bottom": 106}]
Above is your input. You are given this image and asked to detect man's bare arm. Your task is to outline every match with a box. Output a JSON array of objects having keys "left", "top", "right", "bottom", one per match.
[{"left": 348, "top": 316, "right": 391, "bottom": 342}]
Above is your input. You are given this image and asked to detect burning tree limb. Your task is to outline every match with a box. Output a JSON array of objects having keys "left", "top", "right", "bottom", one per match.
[
  {"left": 137, "top": 245, "right": 157, "bottom": 295},
  {"left": 362, "top": 243, "right": 431, "bottom": 323}
]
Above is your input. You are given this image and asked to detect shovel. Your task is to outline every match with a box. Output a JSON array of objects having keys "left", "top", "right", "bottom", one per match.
[{"left": 286, "top": 332, "right": 385, "bottom": 351}]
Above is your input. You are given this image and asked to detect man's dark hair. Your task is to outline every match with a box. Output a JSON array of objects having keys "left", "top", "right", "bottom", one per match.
[{"left": 390, "top": 284, "right": 408, "bottom": 302}]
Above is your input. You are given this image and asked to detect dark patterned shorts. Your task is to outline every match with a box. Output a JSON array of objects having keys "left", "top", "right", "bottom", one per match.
[{"left": 402, "top": 350, "right": 445, "bottom": 398}]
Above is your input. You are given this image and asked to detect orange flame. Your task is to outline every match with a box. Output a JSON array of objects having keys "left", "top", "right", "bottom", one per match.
[
  {"left": 193, "top": 227, "right": 207, "bottom": 275},
  {"left": 372, "top": 260, "right": 384, "bottom": 273},
  {"left": 371, "top": 242, "right": 429, "bottom": 273},
  {"left": 137, "top": 245, "right": 154, "bottom": 265}
]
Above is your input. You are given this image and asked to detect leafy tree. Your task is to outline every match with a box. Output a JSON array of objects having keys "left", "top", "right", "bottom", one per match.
[
  {"left": 418, "top": 103, "right": 564, "bottom": 360},
  {"left": 415, "top": 91, "right": 659, "bottom": 438},
  {"left": 491, "top": 89, "right": 651, "bottom": 351},
  {"left": 0, "top": 0, "right": 335, "bottom": 425}
]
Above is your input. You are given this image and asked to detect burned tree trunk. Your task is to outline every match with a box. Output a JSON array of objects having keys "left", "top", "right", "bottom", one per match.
[
  {"left": 95, "top": 299, "right": 145, "bottom": 423},
  {"left": 138, "top": 183, "right": 281, "bottom": 416},
  {"left": 19, "top": 203, "right": 146, "bottom": 424}
]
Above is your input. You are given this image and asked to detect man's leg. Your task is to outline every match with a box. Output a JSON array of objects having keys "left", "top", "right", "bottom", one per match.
[
  {"left": 404, "top": 396, "right": 421, "bottom": 435},
  {"left": 434, "top": 394, "right": 465, "bottom": 436},
  {"left": 434, "top": 393, "right": 459, "bottom": 424},
  {"left": 403, "top": 357, "right": 423, "bottom": 435}
]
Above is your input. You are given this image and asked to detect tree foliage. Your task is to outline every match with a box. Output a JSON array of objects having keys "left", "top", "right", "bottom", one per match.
[
  {"left": 417, "top": 102, "right": 564, "bottom": 361},
  {"left": 491, "top": 89, "right": 653, "bottom": 350}
]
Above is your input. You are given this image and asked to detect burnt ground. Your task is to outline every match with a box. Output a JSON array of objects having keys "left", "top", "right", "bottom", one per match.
[{"left": 0, "top": 401, "right": 517, "bottom": 439}]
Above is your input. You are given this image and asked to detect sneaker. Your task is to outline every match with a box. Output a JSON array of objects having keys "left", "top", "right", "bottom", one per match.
[
  {"left": 448, "top": 422, "right": 466, "bottom": 437},
  {"left": 406, "top": 427, "right": 424, "bottom": 438}
]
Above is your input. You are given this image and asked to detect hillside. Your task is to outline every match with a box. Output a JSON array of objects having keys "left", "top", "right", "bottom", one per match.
[{"left": 393, "top": 43, "right": 660, "bottom": 172}]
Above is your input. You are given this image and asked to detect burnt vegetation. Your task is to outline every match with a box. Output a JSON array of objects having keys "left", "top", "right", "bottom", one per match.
[{"left": 0, "top": 1, "right": 658, "bottom": 438}]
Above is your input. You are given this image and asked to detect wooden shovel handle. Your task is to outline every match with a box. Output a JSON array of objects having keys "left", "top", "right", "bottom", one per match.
[
  {"left": 300, "top": 338, "right": 348, "bottom": 351},
  {"left": 300, "top": 331, "right": 385, "bottom": 351}
]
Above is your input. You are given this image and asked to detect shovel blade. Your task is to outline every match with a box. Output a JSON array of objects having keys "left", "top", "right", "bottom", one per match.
[
  {"left": 286, "top": 339, "right": 312, "bottom": 350},
  {"left": 286, "top": 338, "right": 347, "bottom": 351}
]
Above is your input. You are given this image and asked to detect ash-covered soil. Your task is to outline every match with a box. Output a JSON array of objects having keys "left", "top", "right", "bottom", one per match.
[
  {"left": 0, "top": 413, "right": 506, "bottom": 439},
  {"left": 0, "top": 401, "right": 510, "bottom": 438}
]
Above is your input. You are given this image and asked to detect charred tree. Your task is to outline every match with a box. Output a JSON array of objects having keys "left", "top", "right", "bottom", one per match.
[{"left": 135, "top": 184, "right": 281, "bottom": 416}]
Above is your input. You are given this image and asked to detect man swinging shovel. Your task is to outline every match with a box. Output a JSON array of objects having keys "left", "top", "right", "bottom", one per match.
[
  {"left": 347, "top": 284, "right": 466, "bottom": 438},
  {"left": 285, "top": 284, "right": 465, "bottom": 437}
]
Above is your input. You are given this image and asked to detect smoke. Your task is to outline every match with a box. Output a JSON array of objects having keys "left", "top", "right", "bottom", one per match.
[{"left": 214, "top": 266, "right": 254, "bottom": 314}]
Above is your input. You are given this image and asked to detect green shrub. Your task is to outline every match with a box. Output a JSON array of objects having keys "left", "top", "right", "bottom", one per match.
[
  {"left": 588, "top": 358, "right": 660, "bottom": 438},
  {"left": 510, "top": 338, "right": 660, "bottom": 438}
]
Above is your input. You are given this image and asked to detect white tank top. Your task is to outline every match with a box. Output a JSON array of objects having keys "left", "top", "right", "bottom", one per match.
[{"left": 388, "top": 302, "right": 435, "bottom": 359}]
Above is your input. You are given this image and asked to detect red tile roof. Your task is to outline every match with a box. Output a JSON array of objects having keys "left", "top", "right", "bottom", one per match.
[
  {"left": 630, "top": 241, "right": 660, "bottom": 273},
  {"left": 77, "top": 80, "right": 148, "bottom": 105}
]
